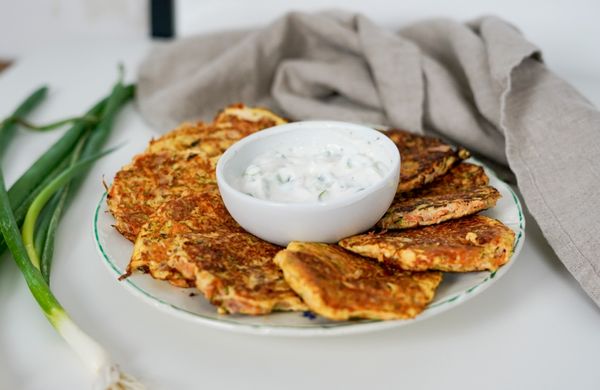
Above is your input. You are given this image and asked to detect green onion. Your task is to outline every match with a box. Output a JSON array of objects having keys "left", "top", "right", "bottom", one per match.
[
  {"left": 0, "top": 101, "right": 104, "bottom": 253},
  {"left": 0, "top": 86, "right": 48, "bottom": 156},
  {"left": 80, "top": 82, "right": 134, "bottom": 159},
  {"left": 37, "top": 134, "right": 89, "bottom": 283},
  {"left": 29, "top": 79, "right": 134, "bottom": 277},
  {"left": 33, "top": 190, "right": 62, "bottom": 260},
  {"left": 32, "top": 136, "right": 87, "bottom": 272},
  {"left": 22, "top": 147, "right": 117, "bottom": 268},
  {"left": 0, "top": 70, "right": 142, "bottom": 388},
  {"left": 318, "top": 190, "right": 328, "bottom": 201},
  {"left": 0, "top": 92, "right": 121, "bottom": 255},
  {"left": 71, "top": 83, "right": 134, "bottom": 194},
  {"left": 0, "top": 82, "right": 131, "bottom": 256},
  {"left": 39, "top": 187, "right": 67, "bottom": 282},
  {"left": 5, "top": 76, "right": 133, "bottom": 269},
  {"left": 6, "top": 115, "right": 99, "bottom": 132},
  {"left": 0, "top": 167, "right": 142, "bottom": 389},
  {"left": 0, "top": 154, "right": 71, "bottom": 255},
  {"left": 42, "top": 82, "right": 135, "bottom": 280},
  {"left": 7, "top": 98, "right": 106, "bottom": 210}
]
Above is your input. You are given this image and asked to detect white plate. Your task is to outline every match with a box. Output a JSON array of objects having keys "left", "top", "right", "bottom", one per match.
[{"left": 94, "top": 158, "right": 525, "bottom": 336}]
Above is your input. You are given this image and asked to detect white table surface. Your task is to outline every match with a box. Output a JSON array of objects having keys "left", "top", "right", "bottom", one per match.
[{"left": 1, "top": 35, "right": 599, "bottom": 390}]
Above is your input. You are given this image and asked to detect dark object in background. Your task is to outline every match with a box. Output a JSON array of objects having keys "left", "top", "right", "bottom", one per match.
[
  {"left": 150, "top": 0, "right": 175, "bottom": 38},
  {"left": 0, "top": 60, "right": 12, "bottom": 73}
]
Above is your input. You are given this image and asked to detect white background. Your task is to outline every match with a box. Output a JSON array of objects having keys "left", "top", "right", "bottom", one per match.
[
  {"left": 2, "top": 0, "right": 600, "bottom": 105},
  {"left": 1, "top": 1, "right": 599, "bottom": 389}
]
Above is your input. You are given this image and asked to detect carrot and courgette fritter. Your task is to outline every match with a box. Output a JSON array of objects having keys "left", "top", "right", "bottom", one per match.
[
  {"left": 340, "top": 215, "right": 515, "bottom": 272},
  {"left": 385, "top": 129, "right": 469, "bottom": 193},
  {"left": 378, "top": 163, "right": 500, "bottom": 229},
  {"left": 274, "top": 242, "right": 442, "bottom": 320}
]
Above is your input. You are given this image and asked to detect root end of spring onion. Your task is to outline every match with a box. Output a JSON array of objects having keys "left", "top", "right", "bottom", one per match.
[
  {"left": 55, "top": 314, "right": 145, "bottom": 390},
  {"left": 97, "top": 367, "right": 146, "bottom": 390}
]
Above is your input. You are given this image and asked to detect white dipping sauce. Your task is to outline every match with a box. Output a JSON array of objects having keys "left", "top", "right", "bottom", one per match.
[{"left": 238, "top": 137, "right": 390, "bottom": 203}]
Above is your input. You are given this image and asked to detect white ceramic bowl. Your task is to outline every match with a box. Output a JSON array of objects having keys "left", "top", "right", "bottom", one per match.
[{"left": 216, "top": 121, "right": 400, "bottom": 246}]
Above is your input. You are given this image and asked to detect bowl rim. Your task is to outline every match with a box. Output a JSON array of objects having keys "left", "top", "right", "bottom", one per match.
[{"left": 215, "top": 120, "right": 401, "bottom": 211}]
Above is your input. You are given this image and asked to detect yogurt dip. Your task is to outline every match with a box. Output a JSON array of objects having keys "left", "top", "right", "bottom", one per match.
[
  {"left": 216, "top": 120, "right": 401, "bottom": 245},
  {"left": 237, "top": 137, "right": 391, "bottom": 203}
]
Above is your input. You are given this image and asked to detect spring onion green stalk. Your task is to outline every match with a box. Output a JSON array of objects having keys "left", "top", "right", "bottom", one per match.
[
  {"left": 1, "top": 77, "right": 133, "bottom": 259},
  {"left": 32, "top": 140, "right": 84, "bottom": 258},
  {"left": 33, "top": 190, "right": 61, "bottom": 259},
  {"left": 0, "top": 98, "right": 109, "bottom": 255},
  {"left": 27, "top": 134, "right": 89, "bottom": 280},
  {"left": 22, "top": 147, "right": 117, "bottom": 268},
  {"left": 81, "top": 84, "right": 133, "bottom": 157},
  {"left": 40, "top": 81, "right": 135, "bottom": 280},
  {"left": 75, "top": 83, "right": 134, "bottom": 189},
  {"left": 0, "top": 102, "right": 104, "bottom": 253},
  {"left": 0, "top": 154, "right": 71, "bottom": 255},
  {"left": 0, "top": 167, "right": 143, "bottom": 389},
  {"left": 36, "top": 134, "right": 89, "bottom": 283},
  {"left": 7, "top": 98, "right": 107, "bottom": 210},
  {"left": 32, "top": 141, "right": 88, "bottom": 259},
  {"left": 6, "top": 115, "right": 99, "bottom": 131},
  {"left": 0, "top": 86, "right": 48, "bottom": 156},
  {"left": 39, "top": 188, "right": 68, "bottom": 282}
]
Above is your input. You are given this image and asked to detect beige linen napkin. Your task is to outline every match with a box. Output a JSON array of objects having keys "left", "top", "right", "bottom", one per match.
[{"left": 137, "top": 11, "right": 600, "bottom": 307}]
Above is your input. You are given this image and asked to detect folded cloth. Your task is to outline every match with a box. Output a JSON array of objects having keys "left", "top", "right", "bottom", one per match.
[{"left": 137, "top": 11, "right": 600, "bottom": 307}]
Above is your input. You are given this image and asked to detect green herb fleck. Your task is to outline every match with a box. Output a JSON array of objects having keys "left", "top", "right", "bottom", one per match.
[{"left": 318, "top": 190, "right": 327, "bottom": 201}]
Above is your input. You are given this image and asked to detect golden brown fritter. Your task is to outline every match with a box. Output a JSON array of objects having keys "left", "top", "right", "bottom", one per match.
[
  {"left": 130, "top": 194, "right": 306, "bottom": 313},
  {"left": 128, "top": 191, "right": 239, "bottom": 287},
  {"left": 386, "top": 129, "right": 469, "bottom": 193},
  {"left": 213, "top": 104, "right": 288, "bottom": 129},
  {"left": 168, "top": 232, "right": 307, "bottom": 315},
  {"left": 107, "top": 104, "right": 287, "bottom": 241},
  {"left": 340, "top": 215, "right": 515, "bottom": 272},
  {"left": 145, "top": 121, "right": 216, "bottom": 155},
  {"left": 378, "top": 163, "right": 500, "bottom": 229},
  {"left": 146, "top": 105, "right": 286, "bottom": 156},
  {"left": 107, "top": 151, "right": 217, "bottom": 241},
  {"left": 274, "top": 242, "right": 442, "bottom": 321},
  {"left": 416, "top": 162, "right": 490, "bottom": 192}
]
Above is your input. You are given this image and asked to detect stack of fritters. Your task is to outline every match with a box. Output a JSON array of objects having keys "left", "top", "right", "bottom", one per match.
[
  {"left": 107, "top": 107, "right": 515, "bottom": 321},
  {"left": 109, "top": 104, "right": 305, "bottom": 315},
  {"left": 131, "top": 192, "right": 307, "bottom": 314}
]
